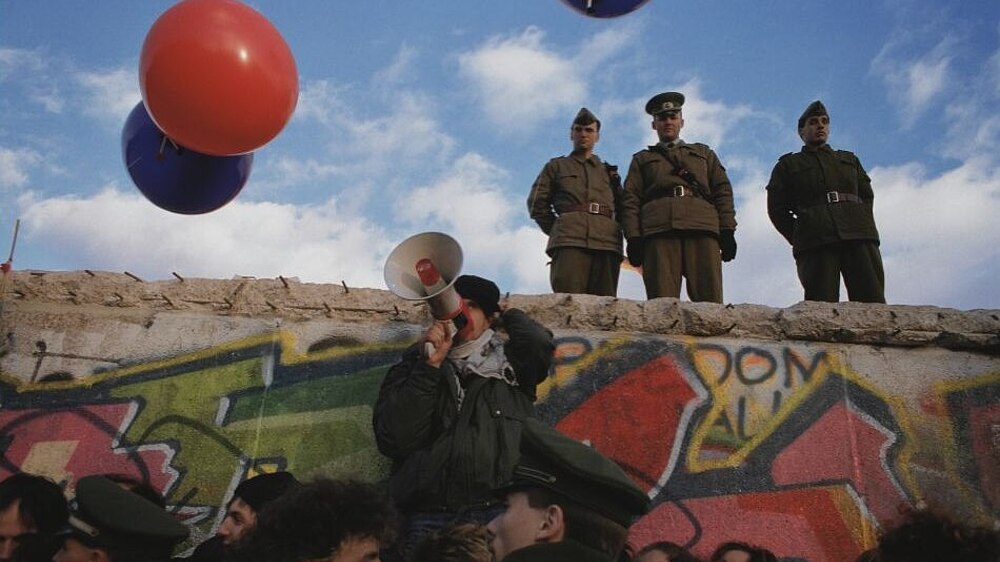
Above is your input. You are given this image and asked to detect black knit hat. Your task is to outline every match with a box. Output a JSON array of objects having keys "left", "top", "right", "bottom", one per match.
[
  {"left": 453, "top": 275, "right": 501, "bottom": 317},
  {"left": 233, "top": 472, "right": 299, "bottom": 512}
]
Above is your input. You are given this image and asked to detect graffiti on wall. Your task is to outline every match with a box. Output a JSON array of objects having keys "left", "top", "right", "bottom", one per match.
[{"left": 1, "top": 329, "right": 997, "bottom": 561}]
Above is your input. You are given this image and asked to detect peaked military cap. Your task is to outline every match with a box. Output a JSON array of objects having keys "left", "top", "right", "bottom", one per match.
[
  {"left": 572, "top": 107, "right": 601, "bottom": 130},
  {"left": 645, "top": 91, "right": 685, "bottom": 116},
  {"left": 64, "top": 476, "right": 188, "bottom": 556},
  {"left": 496, "top": 418, "right": 651, "bottom": 527},
  {"left": 233, "top": 471, "right": 299, "bottom": 512},
  {"left": 797, "top": 100, "right": 828, "bottom": 129}
]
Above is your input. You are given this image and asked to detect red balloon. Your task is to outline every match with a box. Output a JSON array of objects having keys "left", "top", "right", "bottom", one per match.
[{"left": 140, "top": 0, "right": 298, "bottom": 156}]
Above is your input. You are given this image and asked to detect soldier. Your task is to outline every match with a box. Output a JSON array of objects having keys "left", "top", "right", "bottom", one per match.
[
  {"left": 528, "top": 108, "right": 624, "bottom": 296},
  {"left": 53, "top": 475, "right": 188, "bottom": 562},
  {"left": 621, "top": 92, "right": 737, "bottom": 302},
  {"left": 487, "top": 418, "right": 651, "bottom": 562},
  {"left": 766, "top": 101, "right": 885, "bottom": 303}
]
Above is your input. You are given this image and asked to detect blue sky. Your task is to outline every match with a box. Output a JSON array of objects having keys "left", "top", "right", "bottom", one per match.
[{"left": 1, "top": 0, "right": 998, "bottom": 310}]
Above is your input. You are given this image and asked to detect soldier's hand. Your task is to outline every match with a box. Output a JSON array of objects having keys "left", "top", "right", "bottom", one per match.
[
  {"left": 720, "top": 229, "right": 737, "bottom": 262},
  {"left": 626, "top": 237, "right": 644, "bottom": 267}
]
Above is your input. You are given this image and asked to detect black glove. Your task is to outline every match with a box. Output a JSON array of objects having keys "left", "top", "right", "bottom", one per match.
[
  {"left": 720, "top": 229, "right": 737, "bottom": 262},
  {"left": 626, "top": 237, "right": 643, "bottom": 267}
]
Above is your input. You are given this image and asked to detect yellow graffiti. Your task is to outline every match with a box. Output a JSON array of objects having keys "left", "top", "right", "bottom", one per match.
[{"left": 536, "top": 335, "right": 632, "bottom": 401}]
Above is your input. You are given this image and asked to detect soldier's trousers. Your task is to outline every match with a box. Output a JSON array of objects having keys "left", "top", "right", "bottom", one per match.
[
  {"left": 796, "top": 240, "right": 885, "bottom": 303},
  {"left": 642, "top": 234, "right": 722, "bottom": 302},
  {"left": 549, "top": 247, "right": 621, "bottom": 296}
]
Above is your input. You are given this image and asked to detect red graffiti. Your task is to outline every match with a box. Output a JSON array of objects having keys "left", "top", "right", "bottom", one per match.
[
  {"left": 0, "top": 404, "right": 175, "bottom": 494},
  {"left": 556, "top": 354, "right": 699, "bottom": 489}
]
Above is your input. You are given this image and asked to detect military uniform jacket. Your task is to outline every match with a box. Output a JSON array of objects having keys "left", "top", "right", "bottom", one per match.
[
  {"left": 373, "top": 309, "right": 555, "bottom": 511},
  {"left": 621, "top": 141, "right": 736, "bottom": 240},
  {"left": 766, "top": 144, "right": 880, "bottom": 256},
  {"left": 528, "top": 153, "right": 624, "bottom": 256}
]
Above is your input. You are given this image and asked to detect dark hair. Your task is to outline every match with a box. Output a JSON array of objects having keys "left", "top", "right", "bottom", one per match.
[
  {"left": 877, "top": 509, "right": 999, "bottom": 562},
  {"left": 100, "top": 474, "right": 166, "bottom": 509},
  {"left": 0, "top": 473, "right": 68, "bottom": 534},
  {"left": 636, "top": 541, "right": 701, "bottom": 562},
  {"left": 228, "top": 478, "right": 397, "bottom": 562},
  {"left": 411, "top": 523, "right": 491, "bottom": 562},
  {"left": 524, "top": 488, "right": 629, "bottom": 559},
  {"left": 710, "top": 542, "right": 776, "bottom": 562}
]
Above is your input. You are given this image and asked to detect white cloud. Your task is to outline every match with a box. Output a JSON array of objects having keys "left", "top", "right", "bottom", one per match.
[
  {"left": 0, "top": 47, "right": 65, "bottom": 113},
  {"left": 76, "top": 68, "right": 141, "bottom": 126},
  {"left": 457, "top": 26, "right": 587, "bottom": 130},
  {"left": 373, "top": 44, "right": 418, "bottom": 86},
  {"left": 0, "top": 147, "right": 42, "bottom": 189},
  {"left": 17, "top": 185, "right": 392, "bottom": 287},
  {"left": 393, "top": 152, "right": 549, "bottom": 290},
  {"left": 872, "top": 37, "right": 954, "bottom": 127}
]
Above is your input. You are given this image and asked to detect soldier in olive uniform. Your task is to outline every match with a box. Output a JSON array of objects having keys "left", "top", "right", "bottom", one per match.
[
  {"left": 766, "top": 101, "right": 885, "bottom": 303},
  {"left": 54, "top": 475, "right": 188, "bottom": 562},
  {"left": 528, "top": 108, "right": 624, "bottom": 296},
  {"left": 621, "top": 92, "right": 737, "bottom": 302},
  {"left": 487, "top": 418, "right": 651, "bottom": 562}
]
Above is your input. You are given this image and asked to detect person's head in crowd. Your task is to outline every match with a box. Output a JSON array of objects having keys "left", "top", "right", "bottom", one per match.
[
  {"left": 99, "top": 475, "right": 165, "bottom": 509},
  {"left": 452, "top": 275, "right": 502, "bottom": 342},
  {"left": 227, "top": 478, "right": 396, "bottom": 562},
  {"left": 635, "top": 541, "right": 701, "bottom": 562},
  {"left": 0, "top": 473, "right": 68, "bottom": 562},
  {"left": 709, "top": 542, "right": 777, "bottom": 562},
  {"left": 487, "top": 418, "right": 651, "bottom": 561},
  {"left": 876, "top": 508, "right": 999, "bottom": 562},
  {"left": 410, "top": 523, "right": 491, "bottom": 562},
  {"left": 217, "top": 472, "right": 299, "bottom": 548},
  {"left": 53, "top": 475, "right": 187, "bottom": 562}
]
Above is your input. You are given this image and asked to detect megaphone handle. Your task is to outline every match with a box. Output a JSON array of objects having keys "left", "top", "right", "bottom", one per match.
[{"left": 424, "top": 321, "right": 458, "bottom": 358}]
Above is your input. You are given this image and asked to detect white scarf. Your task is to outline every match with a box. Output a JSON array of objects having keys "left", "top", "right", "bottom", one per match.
[{"left": 447, "top": 328, "right": 517, "bottom": 409}]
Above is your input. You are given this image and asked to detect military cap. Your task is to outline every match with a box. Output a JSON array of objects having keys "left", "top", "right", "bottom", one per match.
[
  {"left": 63, "top": 476, "right": 188, "bottom": 556},
  {"left": 572, "top": 107, "right": 601, "bottom": 130},
  {"left": 497, "top": 418, "right": 651, "bottom": 527},
  {"left": 645, "top": 91, "right": 685, "bottom": 116},
  {"left": 454, "top": 274, "right": 501, "bottom": 317},
  {"left": 233, "top": 471, "right": 299, "bottom": 512},
  {"left": 797, "top": 100, "right": 828, "bottom": 129}
]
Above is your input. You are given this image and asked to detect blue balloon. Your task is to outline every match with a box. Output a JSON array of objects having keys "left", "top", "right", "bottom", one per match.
[
  {"left": 121, "top": 102, "right": 253, "bottom": 214},
  {"left": 560, "top": 0, "right": 650, "bottom": 18}
]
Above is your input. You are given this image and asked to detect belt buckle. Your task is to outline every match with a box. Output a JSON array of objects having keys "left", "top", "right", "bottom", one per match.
[
  {"left": 826, "top": 191, "right": 840, "bottom": 203},
  {"left": 672, "top": 185, "right": 686, "bottom": 197},
  {"left": 588, "top": 202, "right": 601, "bottom": 214}
]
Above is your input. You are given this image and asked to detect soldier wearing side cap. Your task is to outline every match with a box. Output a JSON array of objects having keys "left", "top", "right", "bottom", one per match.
[
  {"left": 487, "top": 418, "right": 651, "bottom": 562},
  {"left": 621, "top": 92, "right": 738, "bottom": 302},
  {"left": 528, "top": 108, "right": 625, "bottom": 296},
  {"left": 53, "top": 475, "right": 188, "bottom": 562},
  {"left": 766, "top": 101, "right": 885, "bottom": 303}
]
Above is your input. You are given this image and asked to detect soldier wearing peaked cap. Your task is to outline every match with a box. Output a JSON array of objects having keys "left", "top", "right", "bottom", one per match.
[
  {"left": 528, "top": 107, "right": 625, "bottom": 296},
  {"left": 621, "top": 91, "right": 738, "bottom": 303},
  {"left": 53, "top": 475, "right": 188, "bottom": 562},
  {"left": 487, "top": 418, "right": 651, "bottom": 562},
  {"left": 766, "top": 100, "right": 885, "bottom": 303}
]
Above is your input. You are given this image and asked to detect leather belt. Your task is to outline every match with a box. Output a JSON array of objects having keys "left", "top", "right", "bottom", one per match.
[
  {"left": 558, "top": 202, "right": 614, "bottom": 217},
  {"left": 645, "top": 184, "right": 697, "bottom": 202},
  {"left": 803, "top": 191, "right": 863, "bottom": 208}
]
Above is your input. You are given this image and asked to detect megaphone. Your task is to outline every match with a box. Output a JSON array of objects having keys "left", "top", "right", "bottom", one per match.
[{"left": 384, "top": 232, "right": 474, "bottom": 350}]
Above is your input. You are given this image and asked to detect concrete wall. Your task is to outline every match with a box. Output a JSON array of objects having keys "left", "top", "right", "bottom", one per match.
[{"left": 1, "top": 271, "right": 998, "bottom": 562}]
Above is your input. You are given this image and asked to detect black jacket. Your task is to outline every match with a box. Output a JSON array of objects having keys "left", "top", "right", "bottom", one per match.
[{"left": 373, "top": 309, "right": 554, "bottom": 511}]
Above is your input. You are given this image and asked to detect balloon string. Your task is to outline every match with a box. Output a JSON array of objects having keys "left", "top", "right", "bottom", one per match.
[{"left": 158, "top": 135, "right": 168, "bottom": 158}]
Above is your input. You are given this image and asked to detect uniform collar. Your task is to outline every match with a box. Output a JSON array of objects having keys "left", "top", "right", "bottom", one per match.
[
  {"left": 657, "top": 139, "right": 685, "bottom": 149},
  {"left": 801, "top": 143, "right": 832, "bottom": 153},
  {"left": 570, "top": 151, "right": 602, "bottom": 165}
]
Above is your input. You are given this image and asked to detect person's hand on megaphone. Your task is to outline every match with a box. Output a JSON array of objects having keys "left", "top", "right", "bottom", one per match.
[{"left": 423, "top": 320, "right": 455, "bottom": 368}]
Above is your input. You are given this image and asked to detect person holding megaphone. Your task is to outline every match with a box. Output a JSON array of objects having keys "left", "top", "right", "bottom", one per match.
[{"left": 373, "top": 274, "right": 555, "bottom": 562}]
